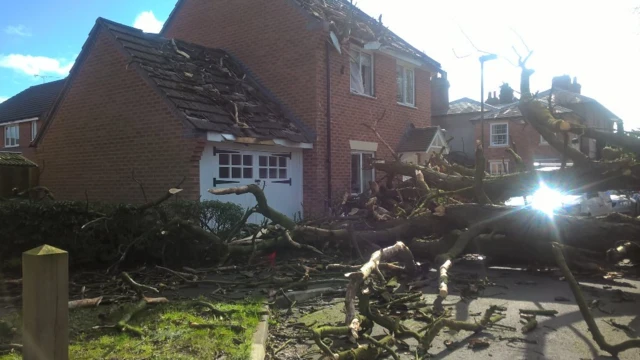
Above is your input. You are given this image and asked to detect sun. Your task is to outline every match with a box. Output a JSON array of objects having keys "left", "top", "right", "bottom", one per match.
[{"left": 530, "top": 183, "right": 564, "bottom": 216}]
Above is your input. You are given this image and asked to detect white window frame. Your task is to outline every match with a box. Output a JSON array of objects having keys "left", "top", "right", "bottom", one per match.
[
  {"left": 349, "top": 49, "right": 374, "bottom": 97},
  {"left": 489, "top": 160, "right": 509, "bottom": 175},
  {"left": 490, "top": 122, "right": 509, "bottom": 147},
  {"left": 396, "top": 63, "right": 415, "bottom": 107},
  {"left": 31, "top": 121, "right": 37, "bottom": 141},
  {"left": 4, "top": 125, "right": 19, "bottom": 148},
  {"left": 351, "top": 151, "right": 375, "bottom": 194}
]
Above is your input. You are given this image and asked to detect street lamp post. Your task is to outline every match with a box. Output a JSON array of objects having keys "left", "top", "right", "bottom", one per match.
[{"left": 479, "top": 54, "right": 497, "bottom": 149}]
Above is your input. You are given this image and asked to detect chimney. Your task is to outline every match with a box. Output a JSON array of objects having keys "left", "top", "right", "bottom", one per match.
[
  {"left": 499, "top": 83, "right": 515, "bottom": 104},
  {"left": 486, "top": 90, "right": 499, "bottom": 105},
  {"left": 552, "top": 75, "right": 572, "bottom": 91},
  {"left": 569, "top": 76, "right": 582, "bottom": 94},
  {"left": 430, "top": 72, "right": 450, "bottom": 115}
]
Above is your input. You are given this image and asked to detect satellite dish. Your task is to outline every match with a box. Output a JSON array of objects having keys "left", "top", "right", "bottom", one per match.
[{"left": 329, "top": 31, "right": 341, "bottom": 54}]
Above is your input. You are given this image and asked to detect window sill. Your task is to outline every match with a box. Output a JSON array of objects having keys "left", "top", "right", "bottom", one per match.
[
  {"left": 4, "top": 145, "right": 19, "bottom": 148},
  {"left": 489, "top": 144, "right": 509, "bottom": 148},
  {"left": 350, "top": 91, "right": 377, "bottom": 100},
  {"left": 397, "top": 102, "right": 417, "bottom": 109}
]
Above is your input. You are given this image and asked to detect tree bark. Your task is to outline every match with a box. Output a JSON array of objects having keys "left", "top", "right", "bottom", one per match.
[{"left": 374, "top": 161, "right": 640, "bottom": 201}]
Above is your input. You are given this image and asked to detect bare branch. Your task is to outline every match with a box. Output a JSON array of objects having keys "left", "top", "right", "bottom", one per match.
[
  {"left": 131, "top": 169, "right": 148, "bottom": 203},
  {"left": 137, "top": 176, "right": 186, "bottom": 212},
  {"left": 510, "top": 28, "right": 531, "bottom": 54},
  {"left": 458, "top": 25, "right": 492, "bottom": 55},
  {"left": 452, "top": 48, "right": 471, "bottom": 59},
  {"left": 361, "top": 109, "right": 399, "bottom": 161}
]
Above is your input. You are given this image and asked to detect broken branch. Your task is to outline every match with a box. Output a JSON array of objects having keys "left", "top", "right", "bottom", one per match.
[{"left": 552, "top": 243, "right": 640, "bottom": 357}]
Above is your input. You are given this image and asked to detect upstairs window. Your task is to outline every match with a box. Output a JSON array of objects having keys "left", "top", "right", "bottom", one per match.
[
  {"left": 4, "top": 125, "right": 19, "bottom": 147},
  {"left": 490, "top": 123, "right": 508, "bottom": 147},
  {"left": 350, "top": 49, "right": 374, "bottom": 96},
  {"left": 31, "top": 121, "right": 37, "bottom": 141},
  {"left": 396, "top": 64, "right": 415, "bottom": 106}
]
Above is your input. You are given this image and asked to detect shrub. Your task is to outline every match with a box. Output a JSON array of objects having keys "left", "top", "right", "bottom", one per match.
[{"left": 0, "top": 199, "right": 243, "bottom": 269}]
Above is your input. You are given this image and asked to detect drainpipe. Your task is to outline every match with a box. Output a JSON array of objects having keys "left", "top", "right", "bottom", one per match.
[{"left": 325, "top": 42, "right": 333, "bottom": 210}]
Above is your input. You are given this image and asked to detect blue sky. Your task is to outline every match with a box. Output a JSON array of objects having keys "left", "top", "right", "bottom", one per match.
[
  {"left": 0, "top": 0, "right": 173, "bottom": 100},
  {"left": 1, "top": 0, "right": 639, "bottom": 128}
]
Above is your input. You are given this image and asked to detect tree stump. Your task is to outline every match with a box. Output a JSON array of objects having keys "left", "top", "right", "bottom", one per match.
[{"left": 22, "top": 244, "right": 69, "bottom": 360}]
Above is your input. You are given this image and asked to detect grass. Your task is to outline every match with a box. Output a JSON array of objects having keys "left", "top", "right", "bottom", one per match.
[{"left": 0, "top": 298, "right": 263, "bottom": 360}]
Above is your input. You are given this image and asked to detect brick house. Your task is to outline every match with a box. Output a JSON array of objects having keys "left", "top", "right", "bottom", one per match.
[
  {"left": 432, "top": 97, "right": 498, "bottom": 166},
  {"left": 161, "top": 0, "right": 448, "bottom": 214},
  {"left": 0, "top": 79, "right": 65, "bottom": 161},
  {"left": 472, "top": 98, "right": 578, "bottom": 174},
  {"left": 33, "top": 19, "right": 314, "bottom": 218},
  {"left": 472, "top": 78, "right": 620, "bottom": 174}
]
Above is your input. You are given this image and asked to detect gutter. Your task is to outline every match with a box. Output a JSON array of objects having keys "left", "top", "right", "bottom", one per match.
[{"left": 325, "top": 41, "right": 332, "bottom": 209}]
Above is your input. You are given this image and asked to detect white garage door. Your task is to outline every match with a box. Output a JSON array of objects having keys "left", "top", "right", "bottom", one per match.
[{"left": 200, "top": 143, "right": 304, "bottom": 223}]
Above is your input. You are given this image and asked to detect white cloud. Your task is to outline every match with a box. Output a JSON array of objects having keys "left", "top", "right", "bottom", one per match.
[
  {"left": 0, "top": 96, "right": 8, "bottom": 103},
  {"left": 0, "top": 54, "right": 74, "bottom": 76},
  {"left": 4, "top": 25, "right": 32, "bottom": 37},
  {"left": 133, "top": 11, "right": 164, "bottom": 33}
]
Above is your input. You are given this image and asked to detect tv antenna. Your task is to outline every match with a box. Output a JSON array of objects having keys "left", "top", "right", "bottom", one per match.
[{"left": 33, "top": 74, "right": 58, "bottom": 83}]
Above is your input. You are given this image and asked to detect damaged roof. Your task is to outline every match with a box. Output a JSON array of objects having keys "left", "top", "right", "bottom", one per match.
[
  {"left": 438, "top": 97, "right": 499, "bottom": 116},
  {"left": 397, "top": 126, "right": 440, "bottom": 153},
  {"left": 162, "top": 0, "right": 441, "bottom": 71},
  {"left": 537, "top": 89, "right": 621, "bottom": 122},
  {"left": 293, "top": 0, "right": 441, "bottom": 69},
  {"left": 0, "top": 79, "right": 65, "bottom": 124},
  {"left": 0, "top": 152, "right": 37, "bottom": 167},
  {"left": 470, "top": 98, "right": 573, "bottom": 121},
  {"left": 100, "top": 19, "right": 313, "bottom": 143}
]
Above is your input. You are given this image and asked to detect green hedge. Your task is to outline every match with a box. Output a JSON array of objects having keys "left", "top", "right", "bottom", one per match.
[{"left": 0, "top": 199, "right": 244, "bottom": 269}]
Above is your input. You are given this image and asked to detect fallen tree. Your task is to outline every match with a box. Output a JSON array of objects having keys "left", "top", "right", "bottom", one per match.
[{"left": 198, "top": 50, "right": 640, "bottom": 357}]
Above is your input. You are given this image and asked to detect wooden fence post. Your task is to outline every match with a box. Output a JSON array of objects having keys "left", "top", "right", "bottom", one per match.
[{"left": 22, "top": 244, "right": 69, "bottom": 360}]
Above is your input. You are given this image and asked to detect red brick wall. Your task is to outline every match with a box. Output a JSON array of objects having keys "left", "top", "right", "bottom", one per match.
[
  {"left": 1, "top": 120, "right": 38, "bottom": 160},
  {"left": 325, "top": 46, "right": 431, "bottom": 198},
  {"left": 475, "top": 119, "right": 560, "bottom": 171},
  {"left": 164, "top": 0, "right": 432, "bottom": 215},
  {"left": 36, "top": 29, "right": 204, "bottom": 203}
]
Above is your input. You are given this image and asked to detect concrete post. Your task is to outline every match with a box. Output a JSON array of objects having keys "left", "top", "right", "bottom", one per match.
[{"left": 22, "top": 244, "right": 69, "bottom": 360}]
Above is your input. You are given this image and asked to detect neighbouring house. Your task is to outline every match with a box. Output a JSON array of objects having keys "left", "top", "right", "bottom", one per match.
[
  {"left": 473, "top": 78, "right": 621, "bottom": 174},
  {"left": 33, "top": 19, "right": 314, "bottom": 220},
  {"left": 397, "top": 125, "right": 450, "bottom": 165},
  {"left": 0, "top": 79, "right": 65, "bottom": 161},
  {"left": 161, "top": 0, "right": 448, "bottom": 215},
  {"left": 432, "top": 98, "right": 498, "bottom": 166},
  {"left": 0, "top": 152, "right": 38, "bottom": 197}
]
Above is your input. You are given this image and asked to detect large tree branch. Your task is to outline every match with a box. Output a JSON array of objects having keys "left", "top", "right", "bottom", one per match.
[
  {"left": 552, "top": 243, "right": 640, "bottom": 356},
  {"left": 518, "top": 99, "right": 591, "bottom": 166},
  {"left": 374, "top": 160, "right": 640, "bottom": 201},
  {"left": 209, "top": 184, "right": 297, "bottom": 230}
]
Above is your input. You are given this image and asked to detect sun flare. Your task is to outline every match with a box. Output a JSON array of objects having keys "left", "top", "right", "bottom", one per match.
[{"left": 530, "top": 183, "right": 564, "bottom": 216}]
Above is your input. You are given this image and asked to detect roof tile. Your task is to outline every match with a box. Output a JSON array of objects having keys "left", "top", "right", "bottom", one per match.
[
  {"left": 0, "top": 152, "right": 38, "bottom": 167},
  {"left": 442, "top": 97, "right": 499, "bottom": 116},
  {"left": 0, "top": 80, "right": 65, "bottom": 124},
  {"left": 100, "top": 19, "right": 313, "bottom": 143},
  {"left": 397, "top": 127, "right": 439, "bottom": 153}
]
